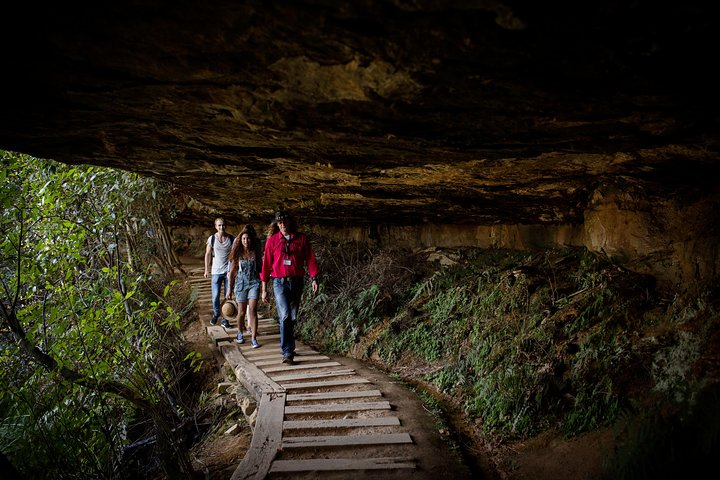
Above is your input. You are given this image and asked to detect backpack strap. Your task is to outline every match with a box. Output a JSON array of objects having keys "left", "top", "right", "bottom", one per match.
[{"left": 211, "top": 233, "right": 234, "bottom": 258}]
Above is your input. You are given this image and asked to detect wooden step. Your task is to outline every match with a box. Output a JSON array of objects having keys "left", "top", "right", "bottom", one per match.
[
  {"left": 284, "top": 400, "right": 391, "bottom": 414},
  {"left": 286, "top": 389, "right": 382, "bottom": 401},
  {"left": 269, "top": 456, "right": 416, "bottom": 473},
  {"left": 272, "top": 368, "right": 355, "bottom": 382},
  {"left": 283, "top": 416, "right": 401, "bottom": 430},
  {"left": 280, "top": 378, "right": 371, "bottom": 390},
  {"left": 263, "top": 361, "right": 342, "bottom": 373},
  {"left": 282, "top": 432, "right": 412, "bottom": 448},
  {"left": 243, "top": 348, "right": 315, "bottom": 362},
  {"left": 255, "top": 355, "right": 330, "bottom": 366}
]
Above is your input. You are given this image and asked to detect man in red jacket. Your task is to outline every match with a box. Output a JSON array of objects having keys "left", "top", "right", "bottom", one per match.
[{"left": 260, "top": 211, "right": 319, "bottom": 365}]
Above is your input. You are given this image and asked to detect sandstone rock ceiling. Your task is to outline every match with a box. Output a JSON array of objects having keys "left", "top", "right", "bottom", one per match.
[{"left": 1, "top": 0, "right": 718, "bottom": 228}]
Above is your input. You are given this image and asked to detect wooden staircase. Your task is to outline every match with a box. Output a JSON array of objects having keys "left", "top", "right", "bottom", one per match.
[{"left": 187, "top": 266, "right": 418, "bottom": 479}]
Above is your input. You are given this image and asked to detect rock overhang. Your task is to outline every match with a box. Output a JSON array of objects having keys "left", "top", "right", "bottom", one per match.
[{"left": 0, "top": 0, "right": 717, "bottom": 232}]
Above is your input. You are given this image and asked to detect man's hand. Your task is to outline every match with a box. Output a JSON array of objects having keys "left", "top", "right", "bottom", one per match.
[
  {"left": 311, "top": 279, "right": 318, "bottom": 295},
  {"left": 260, "top": 281, "right": 268, "bottom": 304}
]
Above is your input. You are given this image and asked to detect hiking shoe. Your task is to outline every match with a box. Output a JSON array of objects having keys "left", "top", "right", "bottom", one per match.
[
  {"left": 235, "top": 333, "right": 244, "bottom": 344},
  {"left": 210, "top": 316, "right": 218, "bottom": 326},
  {"left": 221, "top": 318, "right": 230, "bottom": 329},
  {"left": 251, "top": 339, "right": 260, "bottom": 349},
  {"left": 282, "top": 354, "right": 294, "bottom": 365}
]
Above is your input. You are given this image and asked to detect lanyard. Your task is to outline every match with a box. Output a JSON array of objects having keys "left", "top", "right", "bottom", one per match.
[{"left": 283, "top": 235, "right": 293, "bottom": 256}]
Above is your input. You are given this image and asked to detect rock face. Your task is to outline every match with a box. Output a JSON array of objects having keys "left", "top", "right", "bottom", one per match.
[{"left": 1, "top": 1, "right": 718, "bottom": 289}]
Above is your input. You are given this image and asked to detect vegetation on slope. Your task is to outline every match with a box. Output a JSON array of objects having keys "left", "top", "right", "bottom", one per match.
[
  {"left": 0, "top": 153, "right": 201, "bottom": 479},
  {"left": 298, "top": 241, "right": 720, "bottom": 478}
]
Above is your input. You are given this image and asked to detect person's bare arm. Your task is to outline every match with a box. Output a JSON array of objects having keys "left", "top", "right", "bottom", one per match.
[
  {"left": 228, "top": 263, "right": 237, "bottom": 298},
  {"left": 204, "top": 240, "right": 212, "bottom": 278}
]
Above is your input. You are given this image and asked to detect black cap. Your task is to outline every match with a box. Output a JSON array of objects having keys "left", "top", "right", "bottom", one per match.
[{"left": 275, "top": 211, "right": 291, "bottom": 221}]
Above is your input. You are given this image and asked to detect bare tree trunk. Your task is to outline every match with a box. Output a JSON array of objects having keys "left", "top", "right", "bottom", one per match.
[
  {"left": 150, "top": 208, "right": 185, "bottom": 276},
  {"left": 124, "top": 219, "right": 137, "bottom": 272}
]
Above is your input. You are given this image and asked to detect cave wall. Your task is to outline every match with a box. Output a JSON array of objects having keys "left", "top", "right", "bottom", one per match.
[{"left": 175, "top": 188, "right": 718, "bottom": 293}]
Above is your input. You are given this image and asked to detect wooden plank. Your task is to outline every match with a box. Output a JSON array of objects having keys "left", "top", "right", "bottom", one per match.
[
  {"left": 286, "top": 389, "right": 382, "bottom": 401},
  {"left": 255, "top": 319, "right": 277, "bottom": 325},
  {"left": 256, "top": 323, "right": 277, "bottom": 330},
  {"left": 269, "top": 457, "right": 415, "bottom": 473},
  {"left": 221, "top": 344, "right": 245, "bottom": 367},
  {"left": 206, "top": 325, "right": 233, "bottom": 345},
  {"left": 244, "top": 352, "right": 301, "bottom": 363},
  {"left": 283, "top": 417, "right": 401, "bottom": 430},
  {"left": 229, "top": 392, "right": 286, "bottom": 480},
  {"left": 237, "top": 333, "right": 280, "bottom": 346},
  {"left": 285, "top": 401, "right": 391, "bottom": 414},
  {"left": 220, "top": 345, "right": 285, "bottom": 400},
  {"left": 282, "top": 432, "right": 412, "bottom": 448},
  {"left": 281, "top": 378, "right": 371, "bottom": 390},
  {"left": 244, "top": 347, "right": 315, "bottom": 361},
  {"left": 271, "top": 368, "right": 355, "bottom": 382},
  {"left": 255, "top": 355, "right": 329, "bottom": 366},
  {"left": 251, "top": 326, "right": 277, "bottom": 334},
  {"left": 263, "top": 361, "right": 341, "bottom": 373}
]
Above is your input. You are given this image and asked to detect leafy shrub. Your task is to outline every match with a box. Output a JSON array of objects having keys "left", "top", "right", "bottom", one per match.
[
  {"left": 0, "top": 152, "right": 197, "bottom": 478},
  {"left": 300, "top": 244, "right": 710, "bottom": 445}
]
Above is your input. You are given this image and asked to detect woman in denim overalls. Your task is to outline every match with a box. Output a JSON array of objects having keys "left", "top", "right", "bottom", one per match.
[{"left": 228, "top": 224, "right": 263, "bottom": 348}]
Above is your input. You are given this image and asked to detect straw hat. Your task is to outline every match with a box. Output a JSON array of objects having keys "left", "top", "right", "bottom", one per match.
[{"left": 221, "top": 299, "right": 238, "bottom": 318}]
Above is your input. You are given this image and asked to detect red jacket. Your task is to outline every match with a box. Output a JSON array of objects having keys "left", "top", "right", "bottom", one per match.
[{"left": 260, "top": 231, "right": 318, "bottom": 282}]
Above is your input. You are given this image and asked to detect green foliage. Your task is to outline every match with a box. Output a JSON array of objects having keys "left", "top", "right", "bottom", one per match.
[
  {"left": 0, "top": 151, "right": 196, "bottom": 478},
  {"left": 302, "top": 244, "right": 714, "bottom": 449},
  {"left": 650, "top": 284, "right": 719, "bottom": 407},
  {"left": 298, "top": 243, "right": 417, "bottom": 354},
  {"left": 385, "top": 319, "right": 445, "bottom": 362}
]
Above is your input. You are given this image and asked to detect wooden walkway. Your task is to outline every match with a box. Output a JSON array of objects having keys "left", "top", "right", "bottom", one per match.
[{"left": 185, "top": 260, "right": 472, "bottom": 480}]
